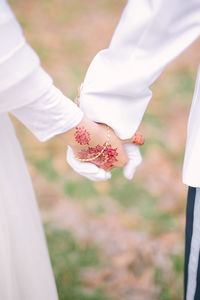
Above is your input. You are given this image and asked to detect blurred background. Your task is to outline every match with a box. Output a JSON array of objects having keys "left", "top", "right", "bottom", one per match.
[{"left": 9, "top": 0, "right": 200, "bottom": 299}]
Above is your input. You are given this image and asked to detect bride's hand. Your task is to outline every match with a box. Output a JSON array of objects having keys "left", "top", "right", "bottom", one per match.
[{"left": 59, "top": 116, "right": 144, "bottom": 172}]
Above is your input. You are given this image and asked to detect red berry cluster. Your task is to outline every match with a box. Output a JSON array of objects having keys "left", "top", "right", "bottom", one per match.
[
  {"left": 74, "top": 126, "right": 91, "bottom": 145},
  {"left": 77, "top": 143, "right": 118, "bottom": 170}
]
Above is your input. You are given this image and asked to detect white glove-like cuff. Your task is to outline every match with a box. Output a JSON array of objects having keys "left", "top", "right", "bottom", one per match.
[
  {"left": 66, "top": 146, "right": 111, "bottom": 181},
  {"left": 123, "top": 143, "right": 142, "bottom": 180},
  {"left": 66, "top": 143, "right": 142, "bottom": 181}
]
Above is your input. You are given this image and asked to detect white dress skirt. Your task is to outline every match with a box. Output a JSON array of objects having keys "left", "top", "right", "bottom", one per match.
[
  {"left": 0, "top": 2, "right": 85, "bottom": 299},
  {"left": 0, "top": 113, "right": 59, "bottom": 300}
]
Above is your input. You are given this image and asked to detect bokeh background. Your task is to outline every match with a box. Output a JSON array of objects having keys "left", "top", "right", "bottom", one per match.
[{"left": 9, "top": 0, "right": 200, "bottom": 299}]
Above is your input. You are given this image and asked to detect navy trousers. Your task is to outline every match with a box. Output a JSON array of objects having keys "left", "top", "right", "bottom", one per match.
[{"left": 184, "top": 187, "right": 200, "bottom": 300}]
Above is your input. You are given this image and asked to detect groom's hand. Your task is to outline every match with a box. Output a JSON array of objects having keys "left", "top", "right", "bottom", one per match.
[{"left": 64, "top": 116, "right": 144, "bottom": 181}]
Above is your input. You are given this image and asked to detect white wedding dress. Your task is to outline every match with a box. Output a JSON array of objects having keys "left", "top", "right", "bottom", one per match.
[
  {"left": 0, "top": 114, "right": 59, "bottom": 299},
  {"left": 0, "top": 1, "right": 83, "bottom": 298},
  {"left": 0, "top": 96, "right": 83, "bottom": 300}
]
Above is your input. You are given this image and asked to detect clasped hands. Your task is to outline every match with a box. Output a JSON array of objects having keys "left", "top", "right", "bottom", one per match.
[{"left": 60, "top": 116, "right": 144, "bottom": 181}]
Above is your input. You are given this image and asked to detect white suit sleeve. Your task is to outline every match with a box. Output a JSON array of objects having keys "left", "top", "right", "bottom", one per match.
[
  {"left": 80, "top": 0, "right": 200, "bottom": 140},
  {"left": 0, "top": 0, "right": 83, "bottom": 141}
]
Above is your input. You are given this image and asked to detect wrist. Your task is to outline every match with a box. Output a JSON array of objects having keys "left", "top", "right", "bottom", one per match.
[{"left": 59, "top": 116, "right": 98, "bottom": 148}]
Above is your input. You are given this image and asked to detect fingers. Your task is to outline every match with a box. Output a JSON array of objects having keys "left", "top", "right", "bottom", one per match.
[
  {"left": 67, "top": 144, "right": 141, "bottom": 181},
  {"left": 66, "top": 146, "right": 112, "bottom": 181},
  {"left": 122, "top": 132, "right": 145, "bottom": 146},
  {"left": 132, "top": 133, "right": 145, "bottom": 145}
]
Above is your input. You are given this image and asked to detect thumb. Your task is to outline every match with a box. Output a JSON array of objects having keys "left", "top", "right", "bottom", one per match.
[{"left": 122, "top": 132, "right": 145, "bottom": 146}]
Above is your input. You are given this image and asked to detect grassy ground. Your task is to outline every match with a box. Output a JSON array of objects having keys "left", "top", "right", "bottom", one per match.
[{"left": 9, "top": 0, "right": 200, "bottom": 299}]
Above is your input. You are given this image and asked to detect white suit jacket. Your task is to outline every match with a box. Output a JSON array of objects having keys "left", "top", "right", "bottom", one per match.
[{"left": 80, "top": 0, "right": 200, "bottom": 187}]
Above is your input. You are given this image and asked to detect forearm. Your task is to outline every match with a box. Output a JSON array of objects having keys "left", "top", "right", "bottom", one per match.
[
  {"left": 0, "top": 1, "right": 84, "bottom": 141},
  {"left": 80, "top": 0, "right": 200, "bottom": 139},
  {"left": 0, "top": 1, "right": 53, "bottom": 112},
  {"left": 11, "top": 85, "right": 84, "bottom": 142}
]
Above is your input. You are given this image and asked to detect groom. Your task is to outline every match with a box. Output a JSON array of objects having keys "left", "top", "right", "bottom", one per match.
[{"left": 67, "top": 0, "right": 200, "bottom": 299}]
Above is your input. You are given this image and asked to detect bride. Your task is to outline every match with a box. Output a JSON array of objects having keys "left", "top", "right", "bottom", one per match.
[{"left": 0, "top": 1, "right": 143, "bottom": 299}]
